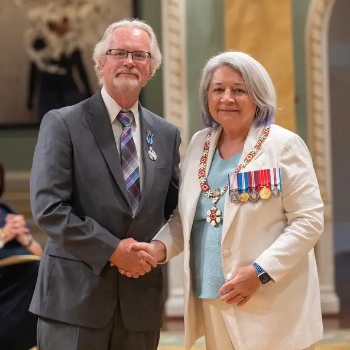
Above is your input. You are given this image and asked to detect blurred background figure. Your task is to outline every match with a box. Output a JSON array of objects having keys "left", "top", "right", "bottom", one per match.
[
  {"left": 0, "top": 163, "right": 42, "bottom": 350},
  {"left": 26, "top": 16, "right": 92, "bottom": 122}
]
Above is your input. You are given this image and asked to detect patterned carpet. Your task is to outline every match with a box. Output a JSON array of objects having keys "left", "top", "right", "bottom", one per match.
[{"left": 158, "top": 331, "right": 350, "bottom": 349}]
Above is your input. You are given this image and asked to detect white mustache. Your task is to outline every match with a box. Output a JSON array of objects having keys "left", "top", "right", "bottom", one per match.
[{"left": 116, "top": 69, "right": 140, "bottom": 78}]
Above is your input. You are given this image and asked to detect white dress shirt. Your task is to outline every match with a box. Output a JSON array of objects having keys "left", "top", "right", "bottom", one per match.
[{"left": 101, "top": 86, "right": 144, "bottom": 190}]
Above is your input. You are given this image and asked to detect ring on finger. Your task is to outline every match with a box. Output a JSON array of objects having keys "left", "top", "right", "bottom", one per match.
[{"left": 238, "top": 294, "right": 246, "bottom": 301}]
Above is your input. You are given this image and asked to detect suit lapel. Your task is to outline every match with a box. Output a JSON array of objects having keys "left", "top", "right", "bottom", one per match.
[
  {"left": 87, "top": 91, "right": 131, "bottom": 207},
  {"left": 135, "top": 105, "right": 156, "bottom": 215},
  {"left": 221, "top": 124, "right": 265, "bottom": 242}
]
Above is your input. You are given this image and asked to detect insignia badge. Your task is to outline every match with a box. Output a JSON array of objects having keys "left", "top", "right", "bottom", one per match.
[{"left": 146, "top": 130, "right": 157, "bottom": 161}]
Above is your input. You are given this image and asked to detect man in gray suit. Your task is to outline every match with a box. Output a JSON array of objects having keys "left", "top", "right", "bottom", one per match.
[{"left": 29, "top": 19, "right": 180, "bottom": 350}]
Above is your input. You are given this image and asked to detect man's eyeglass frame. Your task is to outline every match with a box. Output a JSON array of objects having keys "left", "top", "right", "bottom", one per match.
[{"left": 105, "top": 49, "right": 151, "bottom": 62}]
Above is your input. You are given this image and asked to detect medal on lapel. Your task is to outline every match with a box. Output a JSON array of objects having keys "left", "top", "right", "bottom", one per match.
[
  {"left": 259, "top": 169, "right": 271, "bottom": 200},
  {"left": 229, "top": 173, "right": 240, "bottom": 203},
  {"left": 146, "top": 130, "right": 157, "bottom": 161},
  {"left": 249, "top": 171, "right": 260, "bottom": 202},
  {"left": 199, "top": 126, "right": 271, "bottom": 225},
  {"left": 238, "top": 172, "right": 249, "bottom": 203},
  {"left": 271, "top": 167, "right": 282, "bottom": 198}
]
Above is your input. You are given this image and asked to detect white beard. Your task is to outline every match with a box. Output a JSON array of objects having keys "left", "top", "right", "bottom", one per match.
[{"left": 113, "top": 75, "right": 140, "bottom": 93}]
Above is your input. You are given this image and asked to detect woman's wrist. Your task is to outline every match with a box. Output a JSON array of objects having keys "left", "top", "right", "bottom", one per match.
[
  {"left": 0, "top": 226, "right": 8, "bottom": 240},
  {"left": 22, "top": 233, "right": 34, "bottom": 248},
  {"left": 151, "top": 240, "right": 167, "bottom": 263},
  {"left": 17, "top": 233, "right": 34, "bottom": 248},
  {"left": 0, "top": 227, "right": 5, "bottom": 249},
  {"left": 0, "top": 226, "right": 12, "bottom": 245}
]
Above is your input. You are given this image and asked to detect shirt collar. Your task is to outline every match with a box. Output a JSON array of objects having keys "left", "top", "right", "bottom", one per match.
[{"left": 101, "top": 86, "right": 139, "bottom": 126}]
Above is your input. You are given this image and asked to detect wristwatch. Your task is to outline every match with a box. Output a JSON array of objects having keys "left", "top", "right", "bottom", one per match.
[
  {"left": 253, "top": 262, "right": 271, "bottom": 284},
  {"left": 0, "top": 228, "right": 6, "bottom": 249},
  {"left": 23, "top": 233, "right": 34, "bottom": 248}
]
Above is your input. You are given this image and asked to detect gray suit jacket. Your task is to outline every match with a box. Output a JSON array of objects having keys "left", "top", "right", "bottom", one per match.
[{"left": 29, "top": 91, "right": 180, "bottom": 331}]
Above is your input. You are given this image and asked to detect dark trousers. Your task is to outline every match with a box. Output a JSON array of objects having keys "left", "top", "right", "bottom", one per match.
[{"left": 37, "top": 302, "right": 160, "bottom": 350}]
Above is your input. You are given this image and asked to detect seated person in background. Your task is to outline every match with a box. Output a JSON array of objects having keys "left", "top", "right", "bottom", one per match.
[{"left": 0, "top": 162, "right": 42, "bottom": 350}]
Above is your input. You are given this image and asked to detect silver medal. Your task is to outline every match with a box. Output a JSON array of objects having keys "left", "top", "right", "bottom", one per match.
[
  {"left": 148, "top": 147, "right": 157, "bottom": 161},
  {"left": 230, "top": 191, "right": 240, "bottom": 203},
  {"left": 249, "top": 188, "right": 260, "bottom": 202},
  {"left": 272, "top": 186, "right": 280, "bottom": 198}
]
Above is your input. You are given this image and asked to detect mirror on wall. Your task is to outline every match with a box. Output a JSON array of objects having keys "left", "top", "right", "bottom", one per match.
[{"left": 0, "top": 0, "right": 134, "bottom": 127}]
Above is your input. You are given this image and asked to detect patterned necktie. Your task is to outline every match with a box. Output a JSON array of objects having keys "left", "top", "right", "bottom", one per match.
[{"left": 117, "top": 110, "right": 141, "bottom": 214}]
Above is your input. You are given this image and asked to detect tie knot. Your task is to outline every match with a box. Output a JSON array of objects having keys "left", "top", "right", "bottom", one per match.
[{"left": 117, "top": 110, "right": 133, "bottom": 127}]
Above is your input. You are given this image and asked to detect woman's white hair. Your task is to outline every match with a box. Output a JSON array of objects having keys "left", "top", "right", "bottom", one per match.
[
  {"left": 199, "top": 51, "right": 277, "bottom": 127},
  {"left": 93, "top": 18, "right": 162, "bottom": 85}
]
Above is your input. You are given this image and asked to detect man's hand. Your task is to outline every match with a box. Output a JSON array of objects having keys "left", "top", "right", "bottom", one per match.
[
  {"left": 1, "top": 214, "right": 29, "bottom": 243},
  {"left": 218, "top": 265, "right": 261, "bottom": 307},
  {"left": 118, "top": 241, "right": 166, "bottom": 278},
  {"left": 109, "top": 238, "right": 157, "bottom": 278}
]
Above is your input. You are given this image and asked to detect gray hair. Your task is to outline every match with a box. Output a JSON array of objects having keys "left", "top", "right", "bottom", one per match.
[
  {"left": 199, "top": 51, "right": 276, "bottom": 128},
  {"left": 93, "top": 18, "right": 162, "bottom": 85}
]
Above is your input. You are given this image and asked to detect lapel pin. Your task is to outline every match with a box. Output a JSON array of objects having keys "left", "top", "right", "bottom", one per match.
[{"left": 146, "top": 130, "right": 157, "bottom": 161}]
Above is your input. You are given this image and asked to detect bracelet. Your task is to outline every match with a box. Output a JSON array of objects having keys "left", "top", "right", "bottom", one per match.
[
  {"left": 23, "top": 233, "right": 34, "bottom": 248},
  {"left": 0, "top": 227, "right": 8, "bottom": 240}
]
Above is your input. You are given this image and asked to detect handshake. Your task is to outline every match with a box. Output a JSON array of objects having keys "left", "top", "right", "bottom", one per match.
[{"left": 109, "top": 238, "right": 166, "bottom": 278}]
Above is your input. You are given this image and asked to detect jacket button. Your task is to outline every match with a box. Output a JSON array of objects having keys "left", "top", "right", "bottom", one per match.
[{"left": 223, "top": 249, "right": 231, "bottom": 257}]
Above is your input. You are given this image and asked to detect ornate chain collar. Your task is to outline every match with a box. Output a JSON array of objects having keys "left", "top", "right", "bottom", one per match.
[{"left": 198, "top": 125, "right": 271, "bottom": 225}]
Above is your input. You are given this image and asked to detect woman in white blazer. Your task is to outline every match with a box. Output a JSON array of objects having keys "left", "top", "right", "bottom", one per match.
[{"left": 123, "top": 51, "right": 323, "bottom": 350}]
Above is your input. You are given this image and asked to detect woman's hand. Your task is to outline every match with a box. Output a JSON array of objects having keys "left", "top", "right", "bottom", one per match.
[
  {"left": 1, "top": 214, "right": 29, "bottom": 243},
  {"left": 1, "top": 214, "right": 43, "bottom": 256},
  {"left": 218, "top": 265, "right": 261, "bottom": 306},
  {"left": 16, "top": 231, "right": 43, "bottom": 256}
]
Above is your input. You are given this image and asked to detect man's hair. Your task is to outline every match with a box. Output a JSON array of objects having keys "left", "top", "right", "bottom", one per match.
[{"left": 93, "top": 18, "right": 162, "bottom": 85}]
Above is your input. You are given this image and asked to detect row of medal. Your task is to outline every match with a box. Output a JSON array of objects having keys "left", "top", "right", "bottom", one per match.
[{"left": 228, "top": 168, "right": 282, "bottom": 203}]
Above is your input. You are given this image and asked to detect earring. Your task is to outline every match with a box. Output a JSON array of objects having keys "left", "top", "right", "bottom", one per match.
[{"left": 255, "top": 108, "right": 259, "bottom": 118}]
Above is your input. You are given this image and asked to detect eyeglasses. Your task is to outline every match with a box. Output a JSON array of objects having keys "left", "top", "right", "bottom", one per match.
[{"left": 105, "top": 49, "right": 151, "bottom": 62}]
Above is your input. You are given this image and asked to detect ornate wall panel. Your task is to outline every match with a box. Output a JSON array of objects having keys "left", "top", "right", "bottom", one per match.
[
  {"left": 162, "top": 0, "right": 189, "bottom": 155},
  {"left": 225, "top": 0, "right": 296, "bottom": 132},
  {"left": 306, "top": 0, "right": 339, "bottom": 314}
]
